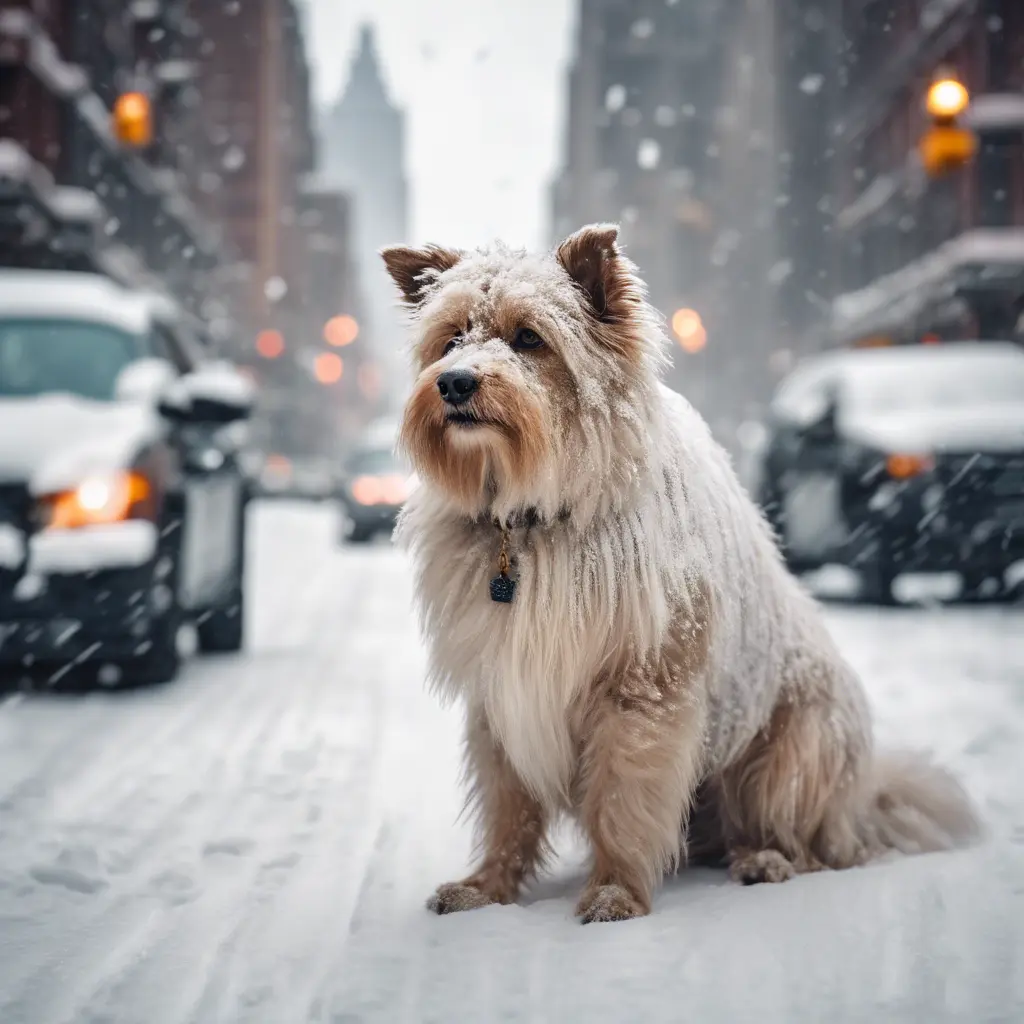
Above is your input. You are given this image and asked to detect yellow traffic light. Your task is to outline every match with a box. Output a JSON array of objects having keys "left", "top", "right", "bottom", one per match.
[
  {"left": 926, "top": 78, "right": 970, "bottom": 120},
  {"left": 112, "top": 92, "right": 153, "bottom": 148},
  {"left": 920, "top": 73, "right": 975, "bottom": 177}
]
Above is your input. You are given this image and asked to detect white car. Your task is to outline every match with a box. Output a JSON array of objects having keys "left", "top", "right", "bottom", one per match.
[{"left": 0, "top": 270, "right": 254, "bottom": 684}]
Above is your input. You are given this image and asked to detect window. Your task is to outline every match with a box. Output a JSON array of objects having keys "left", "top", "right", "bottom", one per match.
[{"left": 0, "top": 319, "right": 142, "bottom": 401}]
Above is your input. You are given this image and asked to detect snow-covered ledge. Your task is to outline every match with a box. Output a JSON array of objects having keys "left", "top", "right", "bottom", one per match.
[
  {"left": 833, "top": 228, "right": 1024, "bottom": 329},
  {"left": 966, "top": 94, "right": 1024, "bottom": 133}
]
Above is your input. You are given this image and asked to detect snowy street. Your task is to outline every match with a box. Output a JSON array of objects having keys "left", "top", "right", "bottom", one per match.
[{"left": 1, "top": 500, "right": 1022, "bottom": 1024}]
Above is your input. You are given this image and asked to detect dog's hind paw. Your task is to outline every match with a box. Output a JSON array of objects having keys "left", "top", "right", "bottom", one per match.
[
  {"left": 427, "top": 881, "right": 497, "bottom": 915},
  {"left": 729, "top": 848, "right": 796, "bottom": 885},
  {"left": 576, "top": 884, "right": 647, "bottom": 924}
]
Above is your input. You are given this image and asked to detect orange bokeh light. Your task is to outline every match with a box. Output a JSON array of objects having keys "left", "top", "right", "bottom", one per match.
[
  {"left": 324, "top": 315, "right": 360, "bottom": 347},
  {"left": 671, "top": 308, "right": 707, "bottom": 354},
  {"left": 256, "top": 329, "right": 285, "bottom": 359},
  {"left": 314, "top": 352, "right": 344, "bottom": 384}
]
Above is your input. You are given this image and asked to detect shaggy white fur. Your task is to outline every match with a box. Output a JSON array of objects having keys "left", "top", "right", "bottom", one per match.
[{"left": 388, "top": 225, "right": 981, "bottom": 918}]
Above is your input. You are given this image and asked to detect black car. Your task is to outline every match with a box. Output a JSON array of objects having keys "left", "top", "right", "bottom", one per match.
[
  {"left": 338, "top": 440, "right": 414, "bottom": 544},
  {"left": 752, "top": 342, "right": 1024, "bottom": 604},
  {"left": 0, "top": 270, "right": 254, "bottom": 685}
]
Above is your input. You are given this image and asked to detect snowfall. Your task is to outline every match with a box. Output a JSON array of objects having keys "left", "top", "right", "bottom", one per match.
[{"left": 0, "top": 502, "right": 1022, "bottom": 1024}]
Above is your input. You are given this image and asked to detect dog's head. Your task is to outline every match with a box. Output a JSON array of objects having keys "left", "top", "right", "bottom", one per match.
[{"left": 382, "top": 224, "right": 665, "bottom": 521}]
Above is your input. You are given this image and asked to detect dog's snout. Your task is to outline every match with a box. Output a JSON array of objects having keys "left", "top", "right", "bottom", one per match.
[{"left": 437, "top": 369, "right": 479, "bottom": 406}]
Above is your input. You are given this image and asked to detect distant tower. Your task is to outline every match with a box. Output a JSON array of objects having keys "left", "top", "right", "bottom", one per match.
[{"left": 321, "top": 24, "right": 409, "bottom": 387}]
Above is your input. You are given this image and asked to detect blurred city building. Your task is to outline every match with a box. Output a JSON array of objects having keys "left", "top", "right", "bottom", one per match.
[
  {"left": 0, "top": 0, "right": 376, "bottom": 461},
  {"left": 320, "top": 23, "right": 409, "bottom": 406},
  {"left": 551, "top": 0, "right": 782, "bottom": 443},
  {"left": 827, "top": 0, "right": 1024, "bottom": 348}
]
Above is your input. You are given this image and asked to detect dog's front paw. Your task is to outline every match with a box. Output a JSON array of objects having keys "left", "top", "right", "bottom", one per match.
[
  {"left": 729, "top": 848, "right": 795, "bottom": 885},
  {"left": 426, "top": 881, "right": 497, "bottom": 915},
  {"left": 575, "top": 883, "right": 647, "bottom": 924}
]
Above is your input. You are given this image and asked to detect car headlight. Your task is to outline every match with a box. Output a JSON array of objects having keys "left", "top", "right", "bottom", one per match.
[{"left": 40, "top": 471, "right": 153, "bottom": 530}]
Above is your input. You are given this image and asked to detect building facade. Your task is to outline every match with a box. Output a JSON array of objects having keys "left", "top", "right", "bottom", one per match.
[
  {"left": 320, "top": 24, "right": 408, "bottom": 392},
  {"left": 0, "top": 0, "right": 222, "bottom": 321},
  {"left": 551, "top": 0, "right": 783, "bottom": 439},
  {"left": 823, "top": 0, "right": 1024, "bottom": 346}
]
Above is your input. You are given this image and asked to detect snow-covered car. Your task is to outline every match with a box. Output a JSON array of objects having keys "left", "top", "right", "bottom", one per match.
[
  {"left": 753, "top": 342, "right": 1024, "bottom": 604},
  {"left": 0, "top": 270, "right": 255, "bottom": 684}
]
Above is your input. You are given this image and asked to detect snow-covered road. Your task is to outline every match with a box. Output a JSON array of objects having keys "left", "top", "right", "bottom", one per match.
[{"left": 1, "top": 502, "right": 1022, "bottom": 1023}]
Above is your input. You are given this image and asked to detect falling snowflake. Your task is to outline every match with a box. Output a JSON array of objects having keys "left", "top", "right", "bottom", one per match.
[{"left": 799, "top": 74, "right": 824, "bottom": 95}]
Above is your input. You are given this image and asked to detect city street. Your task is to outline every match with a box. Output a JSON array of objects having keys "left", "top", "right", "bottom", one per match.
[{"left": 0, "top": 501, "right": 1022, "bottom": 1024}]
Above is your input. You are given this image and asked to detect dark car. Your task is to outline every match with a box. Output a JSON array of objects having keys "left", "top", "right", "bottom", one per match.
[
  {"left": 752, "top": 342, "right": 1024, "bottom": 604},
  {"left": 338, "top": 441, "right": 414, "bottom": 543},
  {"left": 0, "top": 270, "right": 254, "bottom": 685}
]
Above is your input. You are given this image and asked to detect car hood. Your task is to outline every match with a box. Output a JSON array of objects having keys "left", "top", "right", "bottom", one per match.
[
  {"left": 843, "top": 405, "right": 1024, "bottom": 454},
  {"left": 0, "top": 394, "right": 162, "bottom": 495}
]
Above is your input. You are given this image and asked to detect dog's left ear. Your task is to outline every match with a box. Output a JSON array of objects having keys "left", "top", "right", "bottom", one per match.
[
  {"left": 556, "top": 224, "right": 636, "bottom": 325},
  {"left": 380, "top": 244, "right": 463, "bottom": 307}
]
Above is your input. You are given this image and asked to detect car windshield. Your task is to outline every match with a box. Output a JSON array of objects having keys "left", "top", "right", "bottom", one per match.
[
  {"left": 347, "top": 447, "right": 404, "bottom": 475},
  {"left": 844, "top": 351, "right": 1024, "bottom": 415},
  {"left": 0, "top": 318, "right": 142, "bottom": 401}
]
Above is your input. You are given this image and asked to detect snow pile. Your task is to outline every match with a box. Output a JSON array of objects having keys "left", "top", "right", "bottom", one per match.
[{"left": 28, "top": 520, "right": 157, "bottom": 574}]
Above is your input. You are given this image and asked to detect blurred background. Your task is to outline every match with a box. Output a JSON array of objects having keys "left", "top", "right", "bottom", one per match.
[
  {"left": 0, "top": 3, "right": 1023, "bottom": 1019},
  {"left": 2, "top": 1, "right": 1022, "bottom": 452}
]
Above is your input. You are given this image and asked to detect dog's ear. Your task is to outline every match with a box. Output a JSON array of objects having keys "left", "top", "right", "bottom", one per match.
[
  {"left": 380, "top": 244, "right": 462, "bottom": 307},
  {"left": 556, "top": 224, "right": 633, "bottom": 324}
]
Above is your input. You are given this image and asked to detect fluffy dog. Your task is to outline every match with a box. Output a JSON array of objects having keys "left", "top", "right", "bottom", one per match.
[{"left": 382, "top": 224, "right": 981, "bottom": 923}]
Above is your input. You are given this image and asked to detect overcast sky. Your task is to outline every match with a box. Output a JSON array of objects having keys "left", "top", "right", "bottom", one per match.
[{"left": 305, "top": 0, "right": 575, "bottom": 252}]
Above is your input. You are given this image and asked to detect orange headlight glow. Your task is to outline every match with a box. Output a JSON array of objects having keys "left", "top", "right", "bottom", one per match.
[
  {"left": 46, "top": 472, "right": 152, "bottom": 529},
  {"left": 351, "top": 474, "right": 410, "bottom": 506},
  {"left": 886, "top": 454, "right": 934, "bottom": 480}
]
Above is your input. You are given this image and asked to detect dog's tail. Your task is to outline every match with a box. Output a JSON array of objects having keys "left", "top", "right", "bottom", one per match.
[{"left": 864, "top": 751, "right": 983, "bottom": 855}]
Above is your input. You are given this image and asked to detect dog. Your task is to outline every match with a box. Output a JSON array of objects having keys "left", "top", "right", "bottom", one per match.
[{"left": 382, "top": 224, "right": 981, "bottom": 923}]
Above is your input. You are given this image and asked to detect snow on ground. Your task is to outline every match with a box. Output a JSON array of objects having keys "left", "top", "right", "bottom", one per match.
[{"left": 0, "top": 501, "right": 1022, "bottom": 1023}]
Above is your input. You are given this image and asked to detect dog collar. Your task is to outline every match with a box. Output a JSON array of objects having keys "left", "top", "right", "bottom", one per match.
[{"left": 487, "top": 506, "right": 570, "bottom": 604}]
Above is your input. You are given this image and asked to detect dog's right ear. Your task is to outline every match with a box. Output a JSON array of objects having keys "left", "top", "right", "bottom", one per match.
[
  {"left": 556, "top": 224, "right": 636, "bottom": 326},
  {"left": 380, "top": 244, "right": 463, "bottom": 307}
]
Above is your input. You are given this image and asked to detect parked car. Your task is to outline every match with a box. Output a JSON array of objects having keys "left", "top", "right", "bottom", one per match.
[
  {"left": 752, "top": 342, "right": 1024, "bottom": 604},
  {"left": 338, "top": 437, "right": 415, "bottom": 543},
  {"left": 253, "top": 453, "right": 338, "bottom": 501},
  {"left": 0, "top": 269, "right": 254, "bottom": 684}
]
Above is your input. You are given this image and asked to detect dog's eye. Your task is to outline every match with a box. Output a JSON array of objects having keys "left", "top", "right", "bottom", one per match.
[
  {"left": 442, "top": 338, "right": 459, "bottom": 357},
  {"left": 513, "top": 328, "right": 544, "bottom": 351}
]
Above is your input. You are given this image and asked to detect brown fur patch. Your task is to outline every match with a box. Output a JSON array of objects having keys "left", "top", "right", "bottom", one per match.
[
  {"left": 718, "top": 696, "right": 868, "bottom": 874},
  {"left": 381, "top": 244, "right": 463, "bottom": 306},
  {"left": 555, "top": 224, "right": 648, "bottom": 365},
  {"left": 571, "top": 584, "right": 712, "bottom": 916}
]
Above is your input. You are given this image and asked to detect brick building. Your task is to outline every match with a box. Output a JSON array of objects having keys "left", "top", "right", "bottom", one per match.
[
  {"left": 825, "top": 0, "right": 1024, "bottom": 346},
  {"left": 0, "top": 0, "right": 221, "bottom": 321}
]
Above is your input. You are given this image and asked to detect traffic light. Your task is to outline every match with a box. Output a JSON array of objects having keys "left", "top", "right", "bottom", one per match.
[
  {"left": 919, "top": 73, "right": 976, "bottom": 178},
  {"left": 112, "top": 92, "right": 154, "bottom": 148}
]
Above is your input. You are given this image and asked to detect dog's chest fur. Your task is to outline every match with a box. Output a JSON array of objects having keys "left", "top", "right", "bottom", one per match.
[{"left": 407, "top": 507, "right": 678, "bottom": 806}]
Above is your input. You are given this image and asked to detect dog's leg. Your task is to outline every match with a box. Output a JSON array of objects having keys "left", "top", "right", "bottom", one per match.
[
  {"left": 719, "top": 692, "right": 871, "bottom": 885},
  {"left": 574, "top": 679, "right": 706, "bottom": 924},
  {"left": 428, "top": 711, "right": 549, "bottom": 915}
]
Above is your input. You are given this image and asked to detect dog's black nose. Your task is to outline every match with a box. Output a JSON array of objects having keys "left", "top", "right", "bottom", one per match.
[{"left": 437, "top": 369, "right": 479, "bottom": 406}]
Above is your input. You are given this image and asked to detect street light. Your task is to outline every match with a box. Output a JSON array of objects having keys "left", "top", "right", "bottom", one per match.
[
  {"left": 920, "top": 72, "right": 976, "bottom": 177},
  {"left": 671, "top": 308, "right": 707, "bottom": 354}
]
